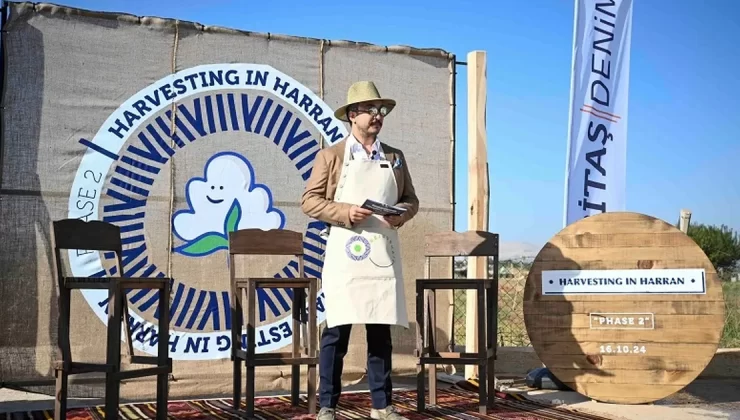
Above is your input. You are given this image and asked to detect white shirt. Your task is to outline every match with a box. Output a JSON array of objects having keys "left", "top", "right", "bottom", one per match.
[{"left": 348, "top": 134, "right": 386, "bottom": 161}]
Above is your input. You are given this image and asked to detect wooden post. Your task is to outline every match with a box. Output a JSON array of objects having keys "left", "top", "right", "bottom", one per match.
[
  {"left": 679, "top": 209, "right": 692, "bottom": 233},
  {"left": 465, "top": 50, "right": 488, "bottom": 379}
]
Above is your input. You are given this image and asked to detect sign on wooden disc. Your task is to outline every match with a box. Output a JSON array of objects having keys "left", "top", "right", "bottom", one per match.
[{"left": 523, "top": 212, "right": 724, "bottom": 404}]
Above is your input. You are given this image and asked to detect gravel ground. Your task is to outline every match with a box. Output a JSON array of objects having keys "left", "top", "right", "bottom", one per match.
[
  {"left": 514, "top": 377, "right": 740, "bottom": 420},
  {"left": 653, "top": 378, "right": 740, "bottom": 419}
]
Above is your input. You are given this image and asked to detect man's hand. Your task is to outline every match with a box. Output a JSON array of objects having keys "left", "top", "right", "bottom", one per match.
[
  {"left": 349, "top": 205, "right": 373, "bottom": 224},
  {"left": 383, "top": 214, "right": 404, "bottom": 228}
]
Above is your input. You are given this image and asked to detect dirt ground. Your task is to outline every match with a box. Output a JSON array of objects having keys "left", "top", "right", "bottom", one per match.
[
  {"left": 511, "top": 377, "right": 740, "bottom": 420},
  {"left": 655, "top": 378, "right": 740, "bottom": 418}
]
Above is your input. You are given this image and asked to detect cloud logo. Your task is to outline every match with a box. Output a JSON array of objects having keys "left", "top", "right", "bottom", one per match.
[{"left": 172, "top": 151, "right": 285, "bottom": 257}]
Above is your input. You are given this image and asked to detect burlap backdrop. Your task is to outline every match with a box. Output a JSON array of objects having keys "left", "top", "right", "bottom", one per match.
[{"left": 0, "top": 2, "right": 454, "bottom": 401}]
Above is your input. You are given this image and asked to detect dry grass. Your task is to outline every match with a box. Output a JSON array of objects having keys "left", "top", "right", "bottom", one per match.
[{"left": 721, "top": 282, "right": 740, "bottom": 348}]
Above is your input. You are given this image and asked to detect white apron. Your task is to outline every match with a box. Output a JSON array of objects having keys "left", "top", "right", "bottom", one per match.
[{"left": 320, "top": 141, "right": 409, "bottom": 329}]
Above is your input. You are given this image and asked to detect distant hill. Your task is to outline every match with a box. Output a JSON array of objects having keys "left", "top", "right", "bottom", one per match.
[
  {"left": 451, "top": 241, "right": 541, "bottom": 272},
  {"left": 499, "top": 241, "right": 540, "bottom": 261}
]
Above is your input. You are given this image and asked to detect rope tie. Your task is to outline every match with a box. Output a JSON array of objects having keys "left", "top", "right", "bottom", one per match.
[
  {"left": 319, "top": 39, "right": 326, "bottom": 149},
  {"left": 166, "top": 20, "right": 180, "bottom": 282}
]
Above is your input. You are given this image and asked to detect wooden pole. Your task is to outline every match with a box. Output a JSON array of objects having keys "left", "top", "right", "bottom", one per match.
[
  {"left": 679, "top": 209, "right": 692, "bottom": 233},
  {"left": 465, "top": 50, "right": 488, "bottom": 379},
  {"left": 448, "top": 56, "right": 457, "bottom": 353}
]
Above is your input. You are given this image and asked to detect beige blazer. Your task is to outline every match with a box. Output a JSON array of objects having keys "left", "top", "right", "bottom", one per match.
[{"left": 300, "top": 138, "right": 420, "bottom": 228}]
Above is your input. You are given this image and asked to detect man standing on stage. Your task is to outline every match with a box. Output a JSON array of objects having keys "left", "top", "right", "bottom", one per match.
[{"left": 301, "top": 80, "right": 419, "bottom": 420}]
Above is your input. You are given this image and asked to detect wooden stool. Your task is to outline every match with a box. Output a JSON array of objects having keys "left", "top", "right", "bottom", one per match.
[
  {"left": 229, "top": 229, "right": 318, "bottom": 418},
  {"left": 51, "top": 219, "right": 172, "bottom": 420},
  {"left": 415, "top": 230, "right": 499, "bottom": 414}
]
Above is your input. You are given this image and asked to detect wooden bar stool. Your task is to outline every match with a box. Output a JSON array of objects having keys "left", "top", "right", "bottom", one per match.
[
  {"left": 415, "top": 230, "right": 499, "bottom": 414},
  {"left": 51, "top": 219, "right": 172, "bottom": 420},
  {"left": 229, "top": 228, "right": 318, "bottom": 418}
]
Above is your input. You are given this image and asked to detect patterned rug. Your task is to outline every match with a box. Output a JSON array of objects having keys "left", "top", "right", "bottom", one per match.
[{"left": 2, "top": 388, "right": 616, "bottom": 420}]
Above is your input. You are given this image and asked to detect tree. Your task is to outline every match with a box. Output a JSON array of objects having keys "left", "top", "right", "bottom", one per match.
[{"left": 686, "top": 223, "right": 740, "bottom": 280}]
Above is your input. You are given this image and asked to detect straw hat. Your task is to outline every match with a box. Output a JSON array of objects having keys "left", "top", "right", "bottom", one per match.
[{"left": 334, "top": 81, "right": 396, "bottom": 122}]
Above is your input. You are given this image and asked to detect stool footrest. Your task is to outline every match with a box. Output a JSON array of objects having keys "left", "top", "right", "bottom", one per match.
[
  {"left": 235, "top": 278, "right": 317, "bottom": 289},
  {"left": 236, "top": 350, "right": 300, "bottom": 360},
  {"left": 116, "top": 365, "right": 171, "bottom": 380},
  {"left": 121, "top": 277, "right": 170, "bottom": 289},
  {"left": 62, "top": 277, "right": 109, "bottom": 289},
  {"left": 53, "top": 361, "right": 115, "bottom": 374},
  {"left": 416, "top": 278, "right": 495, "bottom": 290},
  {"left": 418, "top": 349, "right": 495, "bottom": 364},
  {"left": 127, "top": 355, "right": 172, "bottom": 365},
  {"left": 417, "top": 349, "right": 495, "bottom": 358},
  {"left": 249, "top": 356, "right": 319, "bottom": 367},
  {"left": 235, "top": 350, "right": 318, "bottom": 366},
  {"left": 63, "top": 277, "right": 170, "bottom": 290}
]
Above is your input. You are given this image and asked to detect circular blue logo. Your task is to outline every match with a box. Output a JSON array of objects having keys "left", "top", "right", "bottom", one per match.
[
  {"left": 345, "top": 235, "right": 371, "bottom": 261},
  {"left": 67, "top": 63, "right": 348, "bottom": 360}
]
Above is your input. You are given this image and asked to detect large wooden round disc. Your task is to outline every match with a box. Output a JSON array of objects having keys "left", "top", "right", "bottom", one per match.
[{"left": 523, "top": 212, "right": 725, "bottom": 404}]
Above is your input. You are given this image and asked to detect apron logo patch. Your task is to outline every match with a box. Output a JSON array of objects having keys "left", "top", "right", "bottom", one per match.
[{"left": 345, "top": 235, "right": 371, "bottom": 261}]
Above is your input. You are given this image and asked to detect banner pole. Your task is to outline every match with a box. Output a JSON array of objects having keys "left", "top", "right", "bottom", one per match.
[{"left": 562, "top": 0, "right": 580, "bottom": 228}]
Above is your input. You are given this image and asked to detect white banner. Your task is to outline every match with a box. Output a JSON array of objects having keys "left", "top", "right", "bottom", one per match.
[
  {"left": 563, "top": 0, "right": 633, "bottom": 226},
  {"left": 542, "top": 268, "right": 707, "bottom": 295}
]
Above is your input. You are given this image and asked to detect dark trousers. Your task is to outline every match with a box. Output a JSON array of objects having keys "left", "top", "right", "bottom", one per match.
[{"left": 319, "top": 323, "right": 392, "bottom": 409}]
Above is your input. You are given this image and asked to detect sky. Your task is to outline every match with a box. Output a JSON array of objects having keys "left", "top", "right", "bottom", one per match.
[{"left": 44, "top": 0, "right": 740, "bottom": 251}]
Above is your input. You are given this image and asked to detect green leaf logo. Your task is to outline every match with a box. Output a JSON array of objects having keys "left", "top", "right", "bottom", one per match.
[
  {"left": 175, "top": 232, "right": 228, "bottom": 256},
  {"left": 225, "top": 199, "right": 241, "bottom": 233},
  {"left": 173, "top": 199, "right": 242, "bottom": 257}
]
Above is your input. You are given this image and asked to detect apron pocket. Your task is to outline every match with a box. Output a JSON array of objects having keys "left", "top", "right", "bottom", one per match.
[
  {"left": 367, "top": 233, "right": 397, "bottom": 268},
  {"left": 344, "top": 276, "right": 398, "bottom": 321}
]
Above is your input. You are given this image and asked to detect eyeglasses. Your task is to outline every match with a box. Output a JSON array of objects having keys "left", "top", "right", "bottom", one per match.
[{"left": 355, "top": 105, "right": 389, "bottom": 117}]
